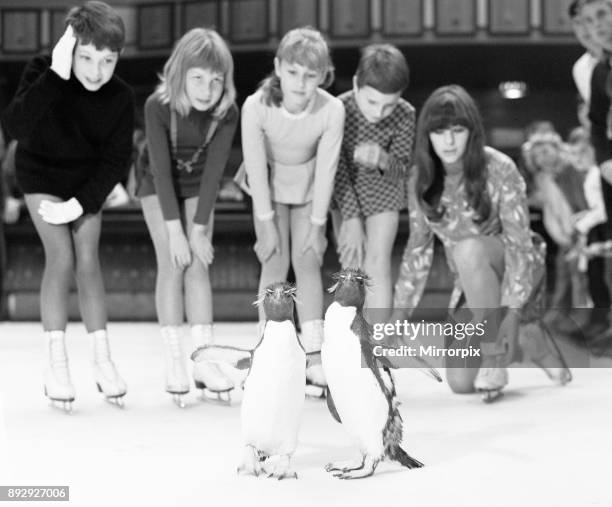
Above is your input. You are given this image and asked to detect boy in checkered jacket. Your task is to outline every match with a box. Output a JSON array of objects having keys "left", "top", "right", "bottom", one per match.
[{"left": 332, "top": 44, "right": 415, "bottom": 320}]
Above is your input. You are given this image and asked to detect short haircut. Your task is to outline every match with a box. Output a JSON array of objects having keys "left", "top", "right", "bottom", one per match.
[
  {"left": 65, "top": 1, "right": 125, "bottom": 52},
  {"left": 569, "top": 0, "right": 580, "bottom": 18},
  {"left": 578, "top": 0, "right": 612, "bottom": 12},
  {"left": 355, "top": 44, "right": 409, "bottom": 94}
]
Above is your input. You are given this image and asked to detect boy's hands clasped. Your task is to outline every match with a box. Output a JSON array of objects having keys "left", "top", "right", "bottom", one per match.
[
  {"left": 353, "top": 141, "right": 389, "bottom": 172},
  {"left": 51, "top": 25, "right": 77, "bottom": 80}
]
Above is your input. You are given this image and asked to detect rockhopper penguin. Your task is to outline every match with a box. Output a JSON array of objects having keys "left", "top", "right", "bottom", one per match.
[
  {"left": 237, "top": 282, "right": 306, "bottom": 479},
  {"left": 322, "top": 268, "right": 431, "bottom": 479}
]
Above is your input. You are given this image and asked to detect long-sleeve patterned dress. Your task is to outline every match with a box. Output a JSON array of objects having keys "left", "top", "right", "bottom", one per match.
[{"left": 393, "top": 147, "right": 547, "bottom": 322}]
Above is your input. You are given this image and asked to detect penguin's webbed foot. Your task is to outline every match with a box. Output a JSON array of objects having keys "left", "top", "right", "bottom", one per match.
[
  {"left": 262, "top": 454, "right": 298, "bottom": 480},
  {"left": 237, "top": 445, "right": 264, "bottom": 477},
  {"left": 333, "top": 456, "right": 379, "bottom": 480},
  {"left": 324, "top": 458, "right": 364, "bottom": 473}
]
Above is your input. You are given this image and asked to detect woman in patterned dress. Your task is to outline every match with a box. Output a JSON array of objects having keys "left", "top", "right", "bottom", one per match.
[{"left": 391, "top": 85, "right": 571, "bottom": 400}]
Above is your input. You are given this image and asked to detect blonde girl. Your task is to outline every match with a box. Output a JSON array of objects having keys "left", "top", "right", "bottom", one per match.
[
  {"left": 240, "top": 27, "right": 345, "bottom": 389},
  {"left": 137, "top": 28, "right": 238, "bottom": 406}
]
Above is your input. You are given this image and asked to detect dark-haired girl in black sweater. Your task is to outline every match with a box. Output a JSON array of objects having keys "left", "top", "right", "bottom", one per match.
[{"left": 2, "top": 2, "right": 133, "bottom": 411}]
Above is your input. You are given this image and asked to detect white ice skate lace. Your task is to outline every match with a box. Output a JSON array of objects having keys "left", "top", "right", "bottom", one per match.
[
  {"left": 49, "top": 339, "right": 71, "bottom": 384},
  {"left": 92, "top": 335, "right": 122, "bottom": 380}
]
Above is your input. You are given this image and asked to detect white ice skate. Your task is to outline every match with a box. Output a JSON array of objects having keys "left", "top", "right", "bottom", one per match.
[
  {"left": 191, "top": 325, "right": 234, "bottom": 405},
  {"left": 44, "top": 331, "right": 75, "bottom": 413},
  {"left": 193, "top": 361, "right": 234, "bottom": 404},
  {"left": 161, "top": 327, "right": 190, "bottom": 408},
  {"left": 474, "top": 362, "right": 508, "bottom": 403},
  {"left": 90, "top": 330, "right": 127, "bottom": 407},
  {"left": 301, "top": 320, "right": 327, "bottom": 398},
  {"left": 305, "top": 360, "right": 326, "bottom": 398}
]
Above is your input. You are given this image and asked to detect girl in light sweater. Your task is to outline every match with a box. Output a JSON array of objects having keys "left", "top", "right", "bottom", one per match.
[{"left": 240, "top": 27, "right": 345, "bottom": 390}]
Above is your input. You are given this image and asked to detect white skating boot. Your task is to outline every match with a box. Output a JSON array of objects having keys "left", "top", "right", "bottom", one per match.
[
  {"left": 301, "top": 319, "right": 326, "bottom": 398},
  {"left": 191, "top": 324, "right": 234, "bottom": 404},
  {"left": 44, "top": 330, "right": 75, "bottom": 413},
  {"left": 161, "top": 326, "right": 190, "bottom": 408},
  {"left": 474, "top": 355, "right": 508, "bottom": 403},
  {"left": 90, "top": 330, "right": 127, "bottom": 407}
]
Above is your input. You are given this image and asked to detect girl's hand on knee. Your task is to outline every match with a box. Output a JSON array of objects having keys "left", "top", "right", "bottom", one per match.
[
  {"left": 337, "top": 218, "right": 364, "bottom": 268},
  {"left": 254, "top": 219, "right": 280, "bottom": 262},
  {"left": 300, "top": 224, "right": 327, "bottom": 266},
  {"left": 189, "top": 225, "right": 214, "bottom": 266},
  {"left": 169, "top": 231, "right": 192, "bottom": 269}
]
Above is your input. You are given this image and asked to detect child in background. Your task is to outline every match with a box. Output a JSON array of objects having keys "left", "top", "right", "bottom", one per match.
[
  {"left": 566, "top": 127, "right": 607, "bottom": 240},
  {"left": 1, "top": 1, "right": 133, "bottom": 410},
  {"left": 332, "top": 44, "right": 414, "bottom": 321},
  {"left": 137, "top": 28, "right": 238, "bottom": 406},
  {"left": 517, "top": 120, "right": 556, "bottom": 208},
  {"left": 525, "top": 129, "right": 606, "bottom": 332},
  {"left": 240, "top": 27, "right": 345, "bottom": 390}
]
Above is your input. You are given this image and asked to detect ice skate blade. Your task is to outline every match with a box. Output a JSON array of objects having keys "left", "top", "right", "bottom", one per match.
[
  {"left": 478, "top": 389, "right": 504, "bottom": 403},
  {"left": 47, "top": 398, "right": 74, "bottom": 414},
  {"left": 44, "top": 388, "right": 74, "bottom": 414},
  {"left": 171, "top": 393, "right": 187, "bottom": 409},
  {"left": 197, "top": 387, "right": 233, "bottom": 405},
  {"left": 104, "top": 395, "right": 126, "bottom": 408},
  {"left": 542, "top": 368, "right": 572, "bottom": 386},
  {"left": 96, "top": 383, "right": 127, "bottom": 407},
  {"left": 305, "top": 383, "right": 326, "bottom": 399}
]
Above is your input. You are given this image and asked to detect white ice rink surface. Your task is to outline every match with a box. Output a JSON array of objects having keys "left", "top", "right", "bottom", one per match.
[{"left": 0, "top": 322, "right": 611, "bottom": 507}]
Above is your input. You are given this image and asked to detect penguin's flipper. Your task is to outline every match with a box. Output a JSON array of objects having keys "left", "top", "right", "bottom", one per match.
[
  {"left": 325, "top": 387, "right": 342, "bottom": 423},
  {"left": 191, "top": 344, "right": 253, "bottom": 370}
]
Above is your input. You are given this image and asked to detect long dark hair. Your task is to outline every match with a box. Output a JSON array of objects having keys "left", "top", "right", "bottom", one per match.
[{"left": 414, "top": 85, "right": 490, "bottom": 223}]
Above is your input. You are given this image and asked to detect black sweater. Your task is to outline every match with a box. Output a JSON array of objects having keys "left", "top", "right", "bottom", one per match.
[
  {"left": 2, "top": 56, "right": 134, "bottom": 214},
  {"left": 588, "top": 58, "right": 612, "bottom": 237},
  {"left": 589, "top": 59, "right": 611, "bottom": 166}
]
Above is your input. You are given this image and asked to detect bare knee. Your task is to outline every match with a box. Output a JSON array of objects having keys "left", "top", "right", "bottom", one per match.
[
  {"left": 75, "top": 252, "right": 102, "bottom": 281},
  {"left": 291, "top": 248, "right": 319, "bottom": 278},
  {"left": 261, "top": 250, "right": 290, "bottom": 281},
  {"left": 45, "top": 249, "right": 74, "bottom": 277},
  {"left": 156, "top": 261, "right": 186, "bottom": 285},
  {"left": 363, "top": 251, "right": 391, "bottom": 280},
  {"left": 446, "top": 367, "right": 478, "bottom": 394},
  {"left": 184, "top": 259, "right": 208, "bottom": 282},
  {"left": 452, "top": 238, "right": 488, "bottom": 272}
]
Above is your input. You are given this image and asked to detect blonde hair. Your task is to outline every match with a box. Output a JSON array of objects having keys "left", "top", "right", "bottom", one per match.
[
  {"left": 156, "top": 28, "right": 236, "bottom": 119},
  {"left": 260, "top": 26, "right": 334, "bottom": 107}
]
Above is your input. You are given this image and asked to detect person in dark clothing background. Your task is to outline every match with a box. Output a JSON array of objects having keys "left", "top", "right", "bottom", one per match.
[{"left": 576, "top": 0, "right": 612, "bottom": 345}]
